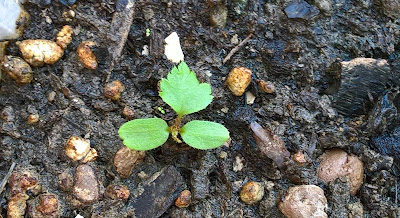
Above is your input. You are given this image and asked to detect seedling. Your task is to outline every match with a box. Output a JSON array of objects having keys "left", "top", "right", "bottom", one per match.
[{"left": 118, "top": 61, "right": 230, "bottom": 150}]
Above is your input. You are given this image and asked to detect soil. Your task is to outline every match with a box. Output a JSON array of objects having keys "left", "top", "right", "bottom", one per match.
[{"left": 1, "top": 0, "right": 399, "bottom": 217}]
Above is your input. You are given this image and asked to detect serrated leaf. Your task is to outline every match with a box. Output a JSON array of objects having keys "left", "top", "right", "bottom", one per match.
[
  {"left": 118, "top": 118, "right": 170, "bottom": 151},
  {"left": 180, "top": 120, "right": 230, "bottom": 150},
  {"left": 159, "top": 62, "right": 213, "bottom": 116}
]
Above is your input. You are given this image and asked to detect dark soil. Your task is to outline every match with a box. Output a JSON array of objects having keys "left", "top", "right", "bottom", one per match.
[{"left": 1, "top": 0, "right": 399, "bottom": 217}]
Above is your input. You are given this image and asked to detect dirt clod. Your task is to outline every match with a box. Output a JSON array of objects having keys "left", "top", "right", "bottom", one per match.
[{"left": 113, "top": 147, "right": 145, "bottom": 178}]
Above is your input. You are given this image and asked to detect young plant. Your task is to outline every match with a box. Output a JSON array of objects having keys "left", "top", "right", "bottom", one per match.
[{"left": 118, "top": 61, "right": 230, "bottom": 150}]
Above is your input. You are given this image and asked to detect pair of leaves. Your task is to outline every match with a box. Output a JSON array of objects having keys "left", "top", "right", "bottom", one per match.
[{"left": 118, "top": 118, "right": 229, "bottom": 150}]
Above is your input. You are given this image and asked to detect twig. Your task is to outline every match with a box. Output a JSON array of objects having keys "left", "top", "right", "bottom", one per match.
[
  {"left": 223, "top": 33, "right": 253, "bottom": 64},
  {"left": 0, "top": 162, "right": 16, "bottom": 195}
]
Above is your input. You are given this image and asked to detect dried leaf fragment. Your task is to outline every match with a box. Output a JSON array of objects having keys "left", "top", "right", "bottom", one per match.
[{"left": 250, "top": 121, "right": 290, "bottom": 169}]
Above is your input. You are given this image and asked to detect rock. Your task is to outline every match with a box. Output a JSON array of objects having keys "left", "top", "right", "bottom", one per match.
[
  {"left": 104, "top": 80, "right": 124, "bottom": 101},
  {"left": 122, "top": 106, "right": 135, "bottom": 120},
  {"left": 209, "top": 3, "right": 228, "bottom": 28},
  {"left": 164, "top": 32, "right": 184, "bottom": 64},
  {"left": 77, "top": 41, "right": 98, "bottom": 70},
  {"left": 225, "top": 67, "right": 252, "bottom": 96},
  {"left": 27, "top": 193, "right": 60, "bottom": 218},
  {"left": 245, "top": 91, "right": 255, "bottom": 104},
  {"left": 258, "top": 80, "right": 275, "bottom": 94},
  {"left": 81, "top": 148, "right": 98, "bottom": 163},
  {"left": 71, "top": 164, "right": 100, "bottom": 206},
  {"left": 174, "top": 190, "right": 191, "bottom": 208},
  {"left": 250, "top": 121, "right": 290, "bottom": 170},
  {"left": 65, "top": 136, "right": 91, "bottom": 161},
  {"left": 314, "top": 0, "right": 332, "bottom": 15},
  {"left": 332, "top": 58, "right": 390, "bottom": 117},
  {"left": 317, "top": 149, "right": 364, "bottom": 195},
  {"left": 7, "top": 193, "right": 29, "bottom": 218},
  {"left": 27, "top": 114, "right": 39, "bottom": 124},
  {"left": 284, "top": 0, "right": 319, "bottom": 20},
  {"left": 240, "top": 181, "right": 264, "bottom": 204},
  {"left": 17, "top": 40, "right": 64, "bottom": 67},
  {"left": 105, "top": 184, "right": 130, "bottom": 200},
  {"left": 1, "top": 56, "right": 33, "bottom": 84},
  {"left": 55, "top": 25, "right": 73, "bottom": 49},
  {"left": 278, "top": 185, "right": 328, "bottom": 218},
  {"left": 0, "top": 0, "right": 30, "bottom": 40},
  {"left": 113, "top": 147, "right": 145, "bottom": 178},
  {"left": 130, "top": 166, "right": 184, "bottom": 218},
  {"left": 9, "top": 170, "right": 42, "bottom": 197},
  {"left": 378, "top": 0, "right": 400, "bottom": 19}
]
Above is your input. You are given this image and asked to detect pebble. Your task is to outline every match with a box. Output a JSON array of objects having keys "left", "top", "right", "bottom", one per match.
[
  {"left": 56, "top": 25, "right": 73, "bottom": 49},
  {"left": 58, "top": 170, "right": 74, "bottom": 192},
  {"left": 27, "top": 193, "right": 60, "bottom": 218},
  {"left": 317, "top": 149, "right": 364, "bottom": 195},
  {"left": 279, "top": 185, "right": 327, "bottom": 218},
  {"left": 314, "top": 0, "right": 332, "bottom": 15},
  {"left": 113, "top": 146, "right": 145, "bottom": 178},
  {"left": 106, "top": 184, "right": 130, "bottom": 200},
  {"left": 0, "top": 0, "right": 30, "bottom": 41},
  {"left": 225, "top": 67, "right": 252, "bottom": 96},
  {"left": 240, "top": 181, "right": 264, "bottom": 204},
  {"left": 104, "top": 80, "right": 124, "bottom": 101},
  {"left": 9, "top": 170, "right": 42, "bottom": 197},
  {"left": 71, "top": 164, "right": 100, "bottom": 205},
  {"left": 18, "top": 40, "right": 64, "bottom": 67},
  {"left": 7, "top": 193, "right": 29, "bottom": 218},
  {"left": 27, "top": 114, "right": 39, "bottom": 124},
  {"left": 164, "top": 32, "right": 184, "bottom": 64},
  {"left": 258, "top": 80, "right": 275, "bottom": 94},
  {"left": 1, "top": 56, "right": 33, "bottom": 84},
  {"left": 122, "top": 106, "right": 135, "bottom": 120},
  {"left": 65, "top": 136, "right": 91, "bottom": 161},
  {"left": 175, "top": 190, "right": 191, "bottom": 208},
  {"left": 77, "top": 41, "right": 98, "bottom": 70},
  {"left": 284, "top": 0, "right": 319, "bottom": 20},
  {"left": 245, "top": 91, "right": 256, "bottom": 104},
  {"left": 81, "top": 148, "right": 98, "bottom": 163}
]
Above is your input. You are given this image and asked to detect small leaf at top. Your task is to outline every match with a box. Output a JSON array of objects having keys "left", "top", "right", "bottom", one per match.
[
  {"left": 159, "top": 62, "right": 213, "bottom": 116},
  {"left": 180, "top": 120, "right": 230, "bottom": 150},
  {"left": 118, "top": 118, "right": 170, "bottom": 151}
]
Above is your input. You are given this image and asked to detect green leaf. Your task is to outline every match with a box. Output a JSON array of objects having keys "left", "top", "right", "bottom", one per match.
[
  {"left": 159, "top": 62, "right": 213, "bottom": 116},
  {"left": 118, "top": 118, "right": 170, "bottom": 151},
  {"left": 180, "top": 120, "right": 230, "bottom": 150}
]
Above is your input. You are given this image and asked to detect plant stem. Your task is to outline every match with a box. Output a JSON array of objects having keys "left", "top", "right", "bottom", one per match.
[{"left": 171, "top": 115, "right": 182, "bottom": 143}]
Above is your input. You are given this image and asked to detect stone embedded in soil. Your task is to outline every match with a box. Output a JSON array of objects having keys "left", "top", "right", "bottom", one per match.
[
  {"left": 27, "top": 193, "right": 60, "bottom": 218},
  {"left": 0, "top": 0, "right": 30, "bottom": 40},
  {"left": 250, "top": 121, "right": 290, "bottom": 170},
  {"left": 332, "top": 58, "right": 390, "bottom": 117},
  {"left": 278, "top": 185, "right": 328, "bottom": 218},
  {"left": 130, "top": 166, "right": 184, "bottom": 218},
  {"left": 9, "top": 170, "right": 42, "bottom": 197},
  {"left": 65, "top": 136, "right": 91, "bottom": 161},
  {"left": 7, "top": 193, "right": 29, "bottom": 218},
  {"left": 104, "top": 80, "right": 124, "bottom": 101},
  {"left": 174, "top": 190, "right": 191, "bottom": 208},
  {"left": 317, "top": 149, "right": 364, "bottom": 195},
  {"left": 77, "top": 41, "right": 98, "bottom": 70},
  {"left": 164, "top": 32, "right": 185, "bottom": 64},
  {"left": 113, "top": 147, "right": 145, "bottom": 178},
  {"left": 71, "top": 164, "right": 100, "bottom": 206},
  {"left": 284, "top": 0, "right": 319, "bottom": 20},
  {"left": 105, "top": 184, "right": 130, "bottom": 201},
  {"left": 17, "top": 39, "right": 64, "bottom": 67},
  {"left": 240, "top": 181, "right": 264, "bottom": 204},
  {"left": 56, "top": 25, "right": 73, "bottom": 49},
  {"left": 225, "top": 67, "right": 252, "bottom": 96},
  {"left": 1, "top": 55, "right": 33, "bottom": 84}
]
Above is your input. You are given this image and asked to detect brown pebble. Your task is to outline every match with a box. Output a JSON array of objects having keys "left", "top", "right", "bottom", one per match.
[
  {"left": 278, "top": 185, "right": 327, "bottom": 218},
  {"left": 105, "top": 184, "right": 130, "bottom": 200},
  {"left": 317, "top": 149, "right": 364, "bottom": 195},
  {"left": 7, "top": 193, "right": 29, "bottom": 218},
  {"left": 65, "top": 136, "right": 91, "bottom": 161},
  {"left": 77, "top": 41, "right": 98, "bottom": 69},
  {"left": 9, "top": 171, "right": 41, "bottom": 197},
  {"left": 56, "top": 25, "right": 73, "bottom": 49},
  {"left": 1, "top": 55, "right": 32, "bottom": 84},
  {"left": 113, "top": 147, "right": 145, "bottom": 178},
  {"left": 175, "top": 190, "right": 191, "bottom": 208},
  {"left": 240, "top": 181, "right": 264, "bottom": 204},
  {"left": 258, "top": 80, "right": 275, "bottom": 94},
  {"left": 36, "top": 194, "right": 59, "bottom": 215},
  {"left": 104, "top": 80, "right": 124, "bottom": 101},
  {"left": 81, "top": 148, "right": 98, "bottom": 163},
  {"left": 72, "top": 164, "right": 100, "bottom": 205},
  {"left": 122, "top": 106, "right": 135, "bottom": 120},
  {"left": 225, "top": 67, "right": 252, "bottom": 96},
  {"left": 27, "top": 114, "right": 39, "bottom": 124},
  {"left": 293, "top": 151, "right": 307, "bottom": 165}
]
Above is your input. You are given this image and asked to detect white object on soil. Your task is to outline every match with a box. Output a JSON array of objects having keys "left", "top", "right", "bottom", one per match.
[
  {"left": 164, "top": 32, "right": 184, "bottom": 64},
  {"left": 0, "top": 0, "right": 24, "bottom": 40}
]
